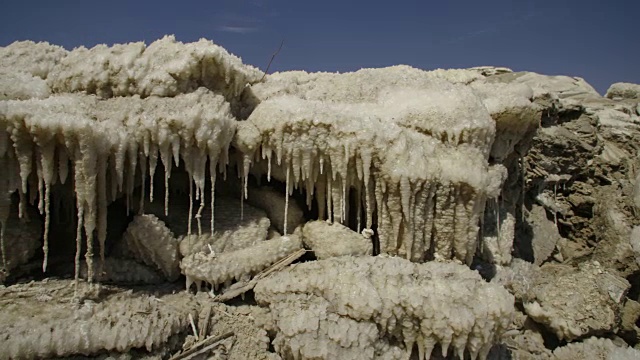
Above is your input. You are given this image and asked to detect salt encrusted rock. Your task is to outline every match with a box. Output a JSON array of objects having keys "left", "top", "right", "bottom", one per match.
[
  {"left": 0, "top": 280, "right": 198, "bottom": 358},
  {"left": 244, "top": 185, "right": 305, "bottom": 236},
  {"left": 551, "top": 336, "right": 640, "bottom": 359},
  {"left": 46, "top": 35, "right": 263, "bottom": 100},
  {"left": 254, "top": 256, "right": 515, "bottom": 360},
  {"left": 605, "top": 82, "right": 640, "bottom": 100},
  {"left": 238, "top": 69, "right": 513, "bottom": 264},
  {"left": 141, "top": 195, "right": 271, "bottom": 257},
  {"left": 469, "top": 66, "right": 513, "bottom": 77},
  {"left": 0, "top": 71, "right": 51, "bottom": 100},
  {"left": 523, "top": 262, "right": 630, "bottom": 341},
  {"left": 122, "top": 214, "right": 180, "bottom": 281},
  {"left": 180, "top": 234, "right": 303, "bottom": 291},
  {"left": 492, "top": 259, "right": 539, "bottom": 302},
  {"left": 301, "top": 220, "right": 372, "bottom": 259},
  {"left": 0, "top": 40, "right": 68, "bottom": 79}
]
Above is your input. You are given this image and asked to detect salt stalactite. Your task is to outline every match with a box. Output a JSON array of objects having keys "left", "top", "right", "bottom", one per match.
[
  {"left": 1, "top": 87, "right": 237, "bottom": 290},
  {"left": 236, "top": 82, "right": 509, "bottom": 264}
]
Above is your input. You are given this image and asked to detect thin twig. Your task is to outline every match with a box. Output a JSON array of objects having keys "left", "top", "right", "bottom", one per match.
[
  {"left": 260, "top": 40, "right": 284, "bottom": 82},
  {"left": 188, "top": 313, "right": 199, "bottom": 341},
  {"left": 169, "top": 332, "right": 234, "bottom": 360}
]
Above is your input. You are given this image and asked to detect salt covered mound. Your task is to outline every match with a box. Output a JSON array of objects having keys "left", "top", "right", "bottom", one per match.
[
  {"left": 236, "top": 71, "right": 509, "bottom": 263},
  {"left": 46, "top": 35, "right": 263, "bottom": 100},
  {"left": 0, "top": 40, "right": 68, "bottom": 79},
  {"left": 254, "top": 256, "right": 515, "bottom": 360}
]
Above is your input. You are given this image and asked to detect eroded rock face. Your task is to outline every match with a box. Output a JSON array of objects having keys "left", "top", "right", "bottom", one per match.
[
  {"left": 254, "top": 256, "right": 515, "bottom": 360},
  {"left": 523, "top": 262, "right": 630, "bottom": 341}
]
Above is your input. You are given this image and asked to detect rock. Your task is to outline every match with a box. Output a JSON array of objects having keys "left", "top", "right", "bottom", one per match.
[
  {"left": 502, "top": 330, "right": 552, "bottom": 360},
  {"left": 469, "top": 66, "right": 513, "bottom": 77},
  {"left": 552, "top": 336, "right": 640, "bottom": 359},
  {"left": 591, "top": 192, "right": 639, "bottom": 277},
  {"left": 255, "top": 256, "right": 515, "bottom": 360},
  {"left": 619, "top": 300, "right": 640, "bottom": 346},
  {"left": 492, "top": 258, "right": 539, "bottom": 302},
  {"left": 605, "top": 82, "right": 640, "bottom": 100},
  {"left": 0, "top": 202, "right": 42, "bottom": 283},
  {"left": 301, "top": 220, "right": 372, "bottom": 260},
  {"left": 631, "top": 226, "right": 640, "bottom": 267},
  {"left": 176, "top": 196, "right": 271, "bottom": 257},
  {"left": 523, "top": 262, "right": 630, "bottom": 341},
  {"left": 527, "top": 205, "right": 562, "bottom": 265},
  {"left": 245, "top": 186, "right": 305, "bottom": 236}
]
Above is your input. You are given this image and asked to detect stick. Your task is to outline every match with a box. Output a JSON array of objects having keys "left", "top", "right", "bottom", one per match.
[
  {"left": 169, "top": 332, "right": 234, "bottom": 360},
  {"left": 213, "top": 249, "right": 306, "bottom": 302},
  {"left": 188, "top": 313, "right": 199, "bottom": 341},
  {"left": 260, "top": 40, "right": 284, "bottom": 82}
]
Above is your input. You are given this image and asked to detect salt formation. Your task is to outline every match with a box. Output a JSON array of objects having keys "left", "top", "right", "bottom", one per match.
[
  {"left": 0, "top": 279, "right": 198, "bottom": 359},
  {"left": 302, "top": 220, "right": 373, "bottom": 259},
  {"left": 180, "top": 235, "right": 303, "bottom": 292},
  {"left": 46, "top": 35, "right": 263, "bottom": 102},
  {"left": 0, "top": 86, "right": 239, "bottom": 283},
  {"left": 254, "top": 256, "right": 515, "bottom": 360},
  {"left": 605, "top": 82, "right": 640, "bottom": 100},
  {"left": 121, "top": 214, "right": 181, "bottom": 281},
  {"left": 235, "top": 66, "right": 539, "bottom": 263},
  {"left": 551, "top": 337, "right": 640, "bottom": 360}
]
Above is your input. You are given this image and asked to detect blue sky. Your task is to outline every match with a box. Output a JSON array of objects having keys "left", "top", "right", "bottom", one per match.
[{"left": 1, "top": 0, "right": 637, "bottom": 94}]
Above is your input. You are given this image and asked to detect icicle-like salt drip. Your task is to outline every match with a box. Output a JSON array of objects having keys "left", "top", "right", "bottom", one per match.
[
  {"left": 361, "top": 152, "right": 373, "bottom": 229},
  {"left": 284, "top": 164, "right": 290, "bottom": 235},
  {"left": 158, "top": 143, "right": 172, "bottom": 216},
  {"left": 138, "top": 153, "right": 147, "bottom": 214},
  {"left": 243, "top": 154, "right": 251, "bottom": 200},
  {"left": 210, "top": 166, "right": 217, "bottom": 235},
  {"left": 125, "top": 142, "right": 139, "bottom": 216},
  {"left": 73, "top": 150, "right": 86, "bottom": 294},
  {"left": 196, "top": 186, "right": 205, "bottom": 236},
  {"left": 35, "top": 150, "right": 44, "bottom": 214},
  {"left": 148, "top": 145, "right": 158, "bottom": 203},
  {"left": 97, "top": 156, "right": 107, "bottom": 280},
  {"left": 188, "top": 178, "right": 194, "bottom": 235},
  {"left": 326, "top": 171, "right": 333, "bottom": 222}
]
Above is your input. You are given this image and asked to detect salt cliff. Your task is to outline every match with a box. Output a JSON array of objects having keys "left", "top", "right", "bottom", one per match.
[{"left": 0, "top": 36, "right": 639, "bottom": 359}]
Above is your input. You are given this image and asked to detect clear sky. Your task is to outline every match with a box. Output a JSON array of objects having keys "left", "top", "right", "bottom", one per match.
[{"left": 1, "top": 0, "right": 637, "bottom": 94}]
